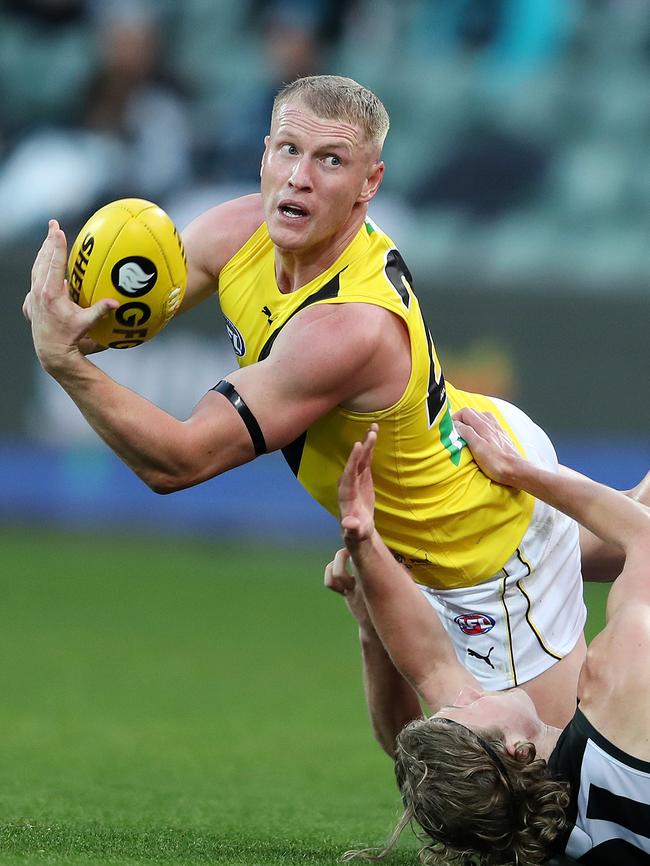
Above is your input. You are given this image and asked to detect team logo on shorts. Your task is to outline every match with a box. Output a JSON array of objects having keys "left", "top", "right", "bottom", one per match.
[
  {"left": 454, "top": 612, "right": 495, "bottom": 635},
  {"left": 111, "top": 257, "right": 158, "bottom": 297},
  {"left": 225, "top": 317, "right": 246, "bottom": 357}
]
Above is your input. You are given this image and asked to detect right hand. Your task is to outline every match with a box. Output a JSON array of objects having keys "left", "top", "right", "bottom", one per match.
[
  {"left": 27, "top": 221, "right": 117, "bottom": 371},
  {"left": 338, "top": 423, "right": 378, "bottom": 550},
  {"left": 23, "top": 235, "right": 107, "bottom": 357},
  {"left": 452, "top": 407, "right": 522, "bottom": 487}
]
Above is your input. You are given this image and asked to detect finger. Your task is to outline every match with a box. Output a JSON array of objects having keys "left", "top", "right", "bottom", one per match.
[
  {"left": 31, "top": 233, "right": 54, "bottom": 294},
  {"left": 42, "top": 227, "right": 69, "bottom": 298},
  {"left": 339, "top": 440, "right": 363, "bottom": 502},
  {"left": 332, "top": 547, "right": 351, "bottom": 579},
  {"left": 324, "top": 558, "right": 354, "bottom": 595},
  {"left": 357, "top": 425, "right": 378, "bottom": 473},
  {"left": 84, "top": 297, "right": 119, "bottom": 327},
  {"left": 22, "top": 293, "right": 33, "bottom": 322}
]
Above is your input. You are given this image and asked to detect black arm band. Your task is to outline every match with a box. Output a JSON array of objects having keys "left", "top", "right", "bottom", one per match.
[{"left": 211, "top": 380, "right": 267, "bottom": 457}]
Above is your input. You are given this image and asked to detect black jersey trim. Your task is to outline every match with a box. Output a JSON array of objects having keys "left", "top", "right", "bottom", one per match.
[
  {"left": 256, "top": 270, "right": 344, "bottom": 477},
  {"left": 515, "top": 550, "right": 562, "bottom": 661},
  {"left": 257, "top": 270, "right": 344, "bottom": 362},
  {"left": 500, "top": 570, "right": 518, "bottom": 687},
  {"left": 212, "top": 380, "right": 267, "bottom": 457},
  {"left": 282, "top": 432, "right": 307, "bottom": 477}
]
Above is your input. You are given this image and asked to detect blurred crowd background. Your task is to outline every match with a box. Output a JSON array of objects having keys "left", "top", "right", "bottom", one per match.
[
  {"left": 2, "top": 0, "right": 650, "bottom": 285},
  {"left": 2, "top": 0, "right": 649, "bottom": 539}
]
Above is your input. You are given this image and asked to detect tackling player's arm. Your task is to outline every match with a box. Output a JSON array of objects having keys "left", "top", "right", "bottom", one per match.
[
  {"left": 338, "top": 427, "right": 481, "bottom": 713},
  {"left": 574, "top": 468, "right": 650, "bottom": 582},
  {"left": 454, "top": 407, "right": 650, "bottom": 748},
  {"left": 28, "top": 222, "right": 406, "bottom": 493},
  {"left": 324, "top": 548, "right": 423, "bottom": 757}
]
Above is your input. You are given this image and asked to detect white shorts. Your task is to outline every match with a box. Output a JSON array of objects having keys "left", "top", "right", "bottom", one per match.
[{"left": 420, "top": 398, "right": 587, "bottom": 691}]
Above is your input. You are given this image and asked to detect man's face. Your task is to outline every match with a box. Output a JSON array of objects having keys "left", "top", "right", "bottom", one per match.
[
  {"left": 433, "top": 686, "right": 542, "bottom": 737},
  {"left": 260, "top": 101, "right": 383, "bottom": 256}
]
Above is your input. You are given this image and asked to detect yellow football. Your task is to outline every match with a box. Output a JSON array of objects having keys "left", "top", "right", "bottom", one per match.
[{"left": 67, "top": 198, "right": 187, "bottom": 349}]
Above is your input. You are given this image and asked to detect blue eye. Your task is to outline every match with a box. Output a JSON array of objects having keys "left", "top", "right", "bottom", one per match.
[
  {"left": 324, "top": 155, "right": 341, "bottom": 167},
  {"left": 282, "top": 144, "right": 298, "bottom": 155}
]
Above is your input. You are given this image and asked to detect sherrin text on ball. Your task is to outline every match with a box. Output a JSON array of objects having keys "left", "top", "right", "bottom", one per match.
[{"left": 67, "top": 198, "right": 187, "bottom": 349}]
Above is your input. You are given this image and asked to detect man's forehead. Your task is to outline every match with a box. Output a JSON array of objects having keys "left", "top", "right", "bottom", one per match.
[{"left": 272, "top": 103, "right": 365, "bottom": 146}]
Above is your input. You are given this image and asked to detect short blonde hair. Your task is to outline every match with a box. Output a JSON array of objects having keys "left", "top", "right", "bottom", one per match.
[{"left": 272, "top": 75, "right": 390, "bottom": 152}]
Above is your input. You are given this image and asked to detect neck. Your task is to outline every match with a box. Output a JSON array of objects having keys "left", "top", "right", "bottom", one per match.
[
  {"left": 274, "top": 209, "right": 366, "bottom": 293},
  {"left": 535, "top": 723, "right": 562, "bottom": 761}
]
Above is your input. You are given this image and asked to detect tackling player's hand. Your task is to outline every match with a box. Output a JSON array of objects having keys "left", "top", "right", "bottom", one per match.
[
  {"left": 28, "top": 221, "right": 118, "bottom": 372},
  {"left": 452, "top": 408, "right": 522, "bottom": 487},
  {"left": 338, "top": 424, "right": 378, "bottom": 550},
  {"left": 324, "top": 548, "right": 373, "bottom": 629}
]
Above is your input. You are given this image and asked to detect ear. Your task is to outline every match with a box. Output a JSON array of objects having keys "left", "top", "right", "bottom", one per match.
[
  {"left": 505, "top": 740, "right": 536, "bottom": 764},
  {"left": 260, "top": 135, "right": 271, "bottom": 178},
  {"left": 357, "top": 160, "right": 385, "bottom": 204}
]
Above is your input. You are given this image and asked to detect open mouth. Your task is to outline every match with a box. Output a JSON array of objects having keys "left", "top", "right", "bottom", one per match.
[{"left": 278, "top": 202, "right": 309, "bottom": 219}]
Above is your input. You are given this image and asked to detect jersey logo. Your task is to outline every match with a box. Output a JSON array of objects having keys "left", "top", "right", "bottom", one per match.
[
  {"left": 225, "top": 316, "right": 246, "bottom": 357},
  {"left": 467, "top": 646, "right": 496, "bottom": 669},
  {"left": 261, "top": 305, "right": 274, "bottom": 325},
  {"left": 455, "top": 612, "right": 495, "bottom": 635},
  {"left": 111, "top": 257, "right": 157, "bottom": 297}
]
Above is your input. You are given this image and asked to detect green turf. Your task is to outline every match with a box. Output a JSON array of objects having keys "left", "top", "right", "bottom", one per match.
[{"left": 0, "top": 528, "right": 609, "bottom": 866}]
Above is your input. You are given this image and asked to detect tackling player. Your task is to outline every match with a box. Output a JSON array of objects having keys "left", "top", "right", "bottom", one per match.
[{"left": 333, "top": 416, "right": 650, "bottom": 864}]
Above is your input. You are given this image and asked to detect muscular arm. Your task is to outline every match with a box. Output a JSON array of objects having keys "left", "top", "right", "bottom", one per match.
[
  {"left": 178, "top": 194, "right": 264, "bottom": 314},
  {"left": 575, "top": 468, "right": 650, "bottom": 582},
  {"left": 28, "top": 223, "right": 404, "bottom": 493},
  {"left": 337, "top": 428, "right": 481, "bottom": 713}
]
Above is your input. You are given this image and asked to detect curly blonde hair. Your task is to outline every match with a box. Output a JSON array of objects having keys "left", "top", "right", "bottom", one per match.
[
  {"left": 272, "top": 75, "right": 390, "bottom": 152},
  {"left": 344, "top": 717, "right": 570, "bottom": 866}
]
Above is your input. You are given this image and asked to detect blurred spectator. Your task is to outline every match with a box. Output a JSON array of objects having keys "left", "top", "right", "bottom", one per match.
[
  {"left": 199, "top": 0, "right": 339, "bottom": 185},
  {"left": 0, "top": 0, "right": 192, "bottom": 241}
]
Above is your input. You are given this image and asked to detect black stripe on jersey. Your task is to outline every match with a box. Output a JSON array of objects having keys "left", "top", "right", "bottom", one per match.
[
  {"left": 421, "top": 316, "right": 446, "bottom": 428},
  {"left": 282, "top": 432, "right": 307, "bottom": 477},
  {"left": 257, "top": 270, "right": 344, "bottom": 362},
  {"left": 586, "top": 785, "right": 650, "bottom": 838},
  {"left": 256, "top": 270, "right": 343, "bottom": 478},
  {"left": 384, "top": 249, "right": 412, "bottom": 309},
  {"left": 580, "top": 839, "right": 650, "bottom": 864}
]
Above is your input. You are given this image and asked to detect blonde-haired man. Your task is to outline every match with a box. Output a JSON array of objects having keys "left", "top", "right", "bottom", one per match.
[{"left": 27, "top": 75, "right": 591, "bottom": 726}]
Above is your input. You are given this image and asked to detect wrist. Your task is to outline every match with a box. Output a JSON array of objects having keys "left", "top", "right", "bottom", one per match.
[{"left": 39, "top": 344, "right": 86, "bottom": 379}]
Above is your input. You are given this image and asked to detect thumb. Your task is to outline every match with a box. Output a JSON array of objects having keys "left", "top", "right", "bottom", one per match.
[{"left": 86, "top": 298, "right": 119, "bottom": 326}]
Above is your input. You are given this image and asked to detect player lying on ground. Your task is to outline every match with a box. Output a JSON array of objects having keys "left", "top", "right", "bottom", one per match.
[
  {"left": 23, "top": 74, "right": 649, "bottom": 727},
  {"left": 330, "top": 415, "right": 650, "bottom": 864}
]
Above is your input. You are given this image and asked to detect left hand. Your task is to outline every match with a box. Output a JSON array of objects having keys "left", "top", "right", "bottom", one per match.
[
  {"left": 338, "top": 423, "right": 378, "bottom": 550},
  {"left": 28, "top": 220, "right": 118, "bottom": 373},
  {"left": 324, "top": 547, "right": 372, "bottom": 628}
]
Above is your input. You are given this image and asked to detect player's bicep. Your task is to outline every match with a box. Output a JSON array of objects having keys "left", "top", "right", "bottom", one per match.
[{"left": 224, "top": 309, "right": 377, "bottom": 451}]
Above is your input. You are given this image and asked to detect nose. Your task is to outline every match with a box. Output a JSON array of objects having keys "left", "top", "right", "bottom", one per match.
[
  {"left": 289, "top": 156, "right": 313, "bottom": 191},
  {"left": 454, "top": 685, "right": 484, "bottom": 706}
]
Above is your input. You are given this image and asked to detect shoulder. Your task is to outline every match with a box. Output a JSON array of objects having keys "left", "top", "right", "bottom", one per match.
[
  {"left": 182, "top": 194, "right": 264, "bottom": 280},
  {"left": 578, "top": 604, "right": 650, "bottom": 746},
  {"left": 285, "top": 301, "right": 401, "bottom": 352}
]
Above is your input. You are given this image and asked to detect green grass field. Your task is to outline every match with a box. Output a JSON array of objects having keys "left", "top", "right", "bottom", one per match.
[{"left": 0, "top": 528, "right": 609, "bottom": 866}]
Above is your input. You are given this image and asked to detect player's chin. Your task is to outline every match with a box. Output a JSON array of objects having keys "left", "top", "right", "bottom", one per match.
[{"left": 268, "top": 219, "right": 313, "bottom": 250}]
